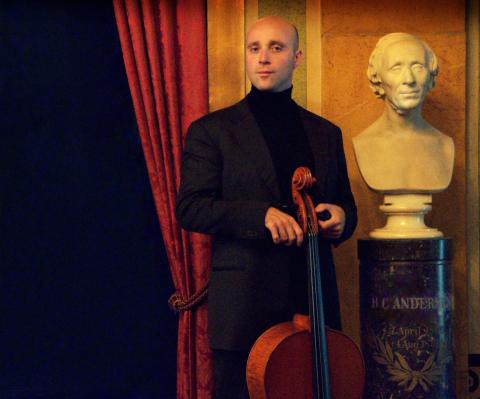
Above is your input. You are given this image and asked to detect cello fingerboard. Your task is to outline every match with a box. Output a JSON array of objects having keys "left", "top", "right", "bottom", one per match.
[{"left": 307, "top": 231, "right": 331, "bottom": 399}]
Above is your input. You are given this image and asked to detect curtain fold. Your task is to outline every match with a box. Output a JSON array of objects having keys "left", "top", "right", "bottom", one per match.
[{"left": 113, "top": 1, "right": 213, "bottom": 398}]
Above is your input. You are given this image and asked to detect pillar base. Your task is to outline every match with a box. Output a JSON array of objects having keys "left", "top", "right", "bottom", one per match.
[{"left": 370, "top": 194, "right": 443, "bottom": 239}]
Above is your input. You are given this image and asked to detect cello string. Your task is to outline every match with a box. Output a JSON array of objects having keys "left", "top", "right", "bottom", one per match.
[
  {"left": 306, "top": 205, "right": 331, "bottom": 398},
  {"left": 306, "top": 203, "right": 324, "bottom": 398},
  {"left": 305, "top": 208, "right": 322, "bottom": 398},
  {"left": 314, "top": 233, "right": 331, "bottom": 397},
  {"left": 305, "top": 236, "right": 319, "bottom": 396},
  {"left": 307, "top": 232, "right": 322, "bottom": 397},
  {"left": 313, "top": 237, "right": 331, "bottom": 398},
  {"left": 310, "top": 233, "right": 326, "bottom": 398}
]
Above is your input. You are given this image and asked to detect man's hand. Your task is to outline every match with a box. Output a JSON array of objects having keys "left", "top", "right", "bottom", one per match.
[
  {"left": 315, "top": 203, "right": 345, "bottom": 239},
  {"left": 265, "top": 207, "right": 304, "bottom": 247}
]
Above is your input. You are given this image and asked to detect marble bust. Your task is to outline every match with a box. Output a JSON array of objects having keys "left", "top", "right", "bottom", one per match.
[{"left": 353, "top": 33, "right": 454, "bottom": 194}]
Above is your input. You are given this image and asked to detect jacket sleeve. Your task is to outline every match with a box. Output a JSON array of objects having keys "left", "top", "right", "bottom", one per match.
[
  {"left": 175, "top": 120, "right": 271, "bottom": 239},
  {"left": 331, "top": 128, "right": 357, "bottom": 246}
]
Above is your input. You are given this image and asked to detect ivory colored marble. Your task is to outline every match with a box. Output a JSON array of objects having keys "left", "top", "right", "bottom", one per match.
[
  {"left": 352, "top": 34, "right": 454, "bottom": 239},
  {"left": 353, "top": 34, "right": 454, "bottom": 194}
]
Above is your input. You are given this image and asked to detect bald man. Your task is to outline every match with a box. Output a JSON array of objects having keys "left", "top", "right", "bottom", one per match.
[{"left": 176, "top": 17, "right": 357, "bottom": 398}]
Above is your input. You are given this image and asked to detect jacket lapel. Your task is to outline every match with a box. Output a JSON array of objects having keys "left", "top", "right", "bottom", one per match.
[
  {"left": 227, "top": 99, "right": 282, "bottom": 202},
  {"left": 225, "top": 100, "right": 331, "bottom": 203},
  {"left": 298, "top": 107, "right": 329, "bottom": 200}
]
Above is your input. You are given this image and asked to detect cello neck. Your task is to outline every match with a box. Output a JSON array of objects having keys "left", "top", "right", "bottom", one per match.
[
  {"left": 307, "top": 230, "right": 331, "bottom": 399},
  {"left": 291, "top": 166, "right": 332, "bottom": 399}
]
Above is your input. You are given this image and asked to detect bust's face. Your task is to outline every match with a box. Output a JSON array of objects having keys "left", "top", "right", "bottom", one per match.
[{"left": 379, "top": 40, "right": 432, "bottom": 114}]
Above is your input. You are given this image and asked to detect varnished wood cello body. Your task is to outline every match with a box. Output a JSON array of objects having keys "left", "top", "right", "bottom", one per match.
[{"left": 246, "top": 167, "right": 365, "bottom": 399}]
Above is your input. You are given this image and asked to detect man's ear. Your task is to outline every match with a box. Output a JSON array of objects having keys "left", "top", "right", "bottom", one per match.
[{"left": 293, "top": 50, "right": 303, "bottom": 69}]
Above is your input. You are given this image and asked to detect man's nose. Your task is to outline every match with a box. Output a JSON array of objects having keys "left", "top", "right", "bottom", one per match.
[
  {"left": 258, "top": 49, "right": 270, "bottom": 64},
  {"left": 401, "top": 67, "right": 415, "bottom": 84}
]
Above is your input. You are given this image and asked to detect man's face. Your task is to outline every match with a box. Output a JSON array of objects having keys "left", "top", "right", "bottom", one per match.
[
  {"left": 245, "top": 19, "right": 301, "bottom": 92},
  {"left": 379, "top": 40, "right": 432, "bottom": 114}
]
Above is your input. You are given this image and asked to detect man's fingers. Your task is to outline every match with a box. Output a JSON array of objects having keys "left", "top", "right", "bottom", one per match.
[
  {"left": 315, "top": 203, "right": 328, "bottom": 213},
  {"left": 278, "top": 219, "right": 301, "bottom": 245},
  {"left": 318, "top": 219, "right": 340, "bottom": 230},
  {"left": 265, "top": 219, "right": 288, "bottom": 244},
  {"left": 277, "top": 223, "right": 289, "bottom": 243},
  {"left": 293, "top": 223, "right": 304, "bottom": 246},
  {"left": 320, "top": 223, "right": 342, "bottom": 237},
  {"left": 286, "top": 217, "right": 304, "bottom": 246},
  {"left": 265, "top": 207, "right": 306, "bottom": 246},
  {"left": 314, "top": 203, "right": 346, "bottom": 239},
  {"left": 285, "top": 221, "right": 301, "bottom": 246},
  {"left": 266, "top": 222, "right": 280, "bottom": 243},
  {"left": 265, "top": 219, "right": 302, "bottom": 245}
]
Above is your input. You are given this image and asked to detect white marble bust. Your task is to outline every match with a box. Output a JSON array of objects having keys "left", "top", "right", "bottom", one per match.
[{"left": 353, "top": 33, "right": 454, "bottom": 194}]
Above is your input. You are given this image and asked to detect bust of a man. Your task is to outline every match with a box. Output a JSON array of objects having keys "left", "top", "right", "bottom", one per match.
[{"left": 353, "top": 33, "right": 454, "bottom": 194}]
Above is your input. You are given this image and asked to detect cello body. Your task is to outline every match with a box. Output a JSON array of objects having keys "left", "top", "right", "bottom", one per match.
[
  {"left": 247, "top": 315, "right": 365, "bottom": 399},
  {"left": 246, "top": 167, "right": 365, "bottom": 399}
]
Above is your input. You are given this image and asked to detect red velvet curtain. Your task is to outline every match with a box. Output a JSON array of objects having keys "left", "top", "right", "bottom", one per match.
[{"left": 113, "top": 1, "right": 213, "bottom": 398}]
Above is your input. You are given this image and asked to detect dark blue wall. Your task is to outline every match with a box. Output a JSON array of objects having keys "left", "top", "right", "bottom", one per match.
[{"left": 1, "top": 1, "right": 177, "bottom": 398}]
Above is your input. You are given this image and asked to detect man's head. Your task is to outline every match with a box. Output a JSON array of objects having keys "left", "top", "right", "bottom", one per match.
[
  {"left": 245, "top": 16, "right": 302, "bottom": 92},
  {"left": 367, "top": 33, "right": 439, "bottom": 114}
]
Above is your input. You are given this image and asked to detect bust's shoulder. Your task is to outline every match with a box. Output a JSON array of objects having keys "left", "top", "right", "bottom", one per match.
[
  {"left": 353, "top": 120, "right": 384, "bottom": 145},
  {"left": 426, "top": 125, "right": 454, "bottom": 146}
]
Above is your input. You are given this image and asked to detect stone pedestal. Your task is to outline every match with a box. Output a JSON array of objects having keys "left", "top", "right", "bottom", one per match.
[
  {"left": 370, "top": 194, "right": 443, "bottom": 239},
  {"left": 359, "top": 239, "right": 455, "bottom": 398}
]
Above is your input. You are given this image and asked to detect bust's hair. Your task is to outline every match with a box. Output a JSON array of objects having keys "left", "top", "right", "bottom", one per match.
[{"left": 367, "top": 33, "right": 439, "bottom": 98}]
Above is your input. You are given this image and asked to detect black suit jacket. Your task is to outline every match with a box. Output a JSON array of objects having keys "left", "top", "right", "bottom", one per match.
[{"left": 176, "top": 98, "right": 357, "bottom": 351}]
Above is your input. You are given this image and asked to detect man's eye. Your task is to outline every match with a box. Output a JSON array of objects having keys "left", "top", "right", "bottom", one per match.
[
  {"left": 271, "top": 46, "right": 282, "bottom": 52},
  {"left": 249, "top": 47, "right": 259, "bottom": 53},
  {"left": 412, "top": 64, "right": 425, "bottom": 71},
  {"left": 390, "top": 66, "right": 402, "bottom": 72}
]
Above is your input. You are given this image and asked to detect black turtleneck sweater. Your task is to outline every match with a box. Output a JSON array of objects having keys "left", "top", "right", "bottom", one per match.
[
  {"left": 247, "top": 86, "right": 315, "bottom": 205},
  {"left": 247, "top": 86, "right": 314, "bottom": 314}
]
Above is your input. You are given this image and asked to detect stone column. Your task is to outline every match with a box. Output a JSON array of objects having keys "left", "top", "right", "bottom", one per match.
[{"left": 359, "top": 238, "right": 454, "bottom": 398}]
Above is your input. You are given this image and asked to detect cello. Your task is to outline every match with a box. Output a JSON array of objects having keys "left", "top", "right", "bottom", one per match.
[{"left": 246, "top": 166, "right": 365, "bottom": 399}]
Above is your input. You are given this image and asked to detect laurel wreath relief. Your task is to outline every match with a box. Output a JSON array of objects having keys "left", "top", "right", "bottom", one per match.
[{"left": 371, "top": 334, "right": 449, "bottom": 393}]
